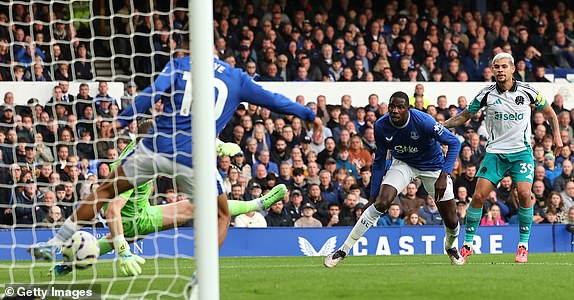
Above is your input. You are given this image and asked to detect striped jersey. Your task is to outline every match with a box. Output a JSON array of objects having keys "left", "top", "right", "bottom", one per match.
[{"left": 467, "top": 81, "right": 547, "bottom": 154}]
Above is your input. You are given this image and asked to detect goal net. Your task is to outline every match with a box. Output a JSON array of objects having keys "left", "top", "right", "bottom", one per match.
[{"left": 0, "top": 1, "right": 196, "bottom": 298}]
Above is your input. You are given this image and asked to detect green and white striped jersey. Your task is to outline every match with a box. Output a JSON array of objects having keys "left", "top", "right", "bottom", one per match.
[{"left": 468, "top": 81, "right": 547, "bottom": 154}]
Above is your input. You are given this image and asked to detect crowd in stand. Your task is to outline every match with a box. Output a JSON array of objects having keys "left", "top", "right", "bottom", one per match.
[
  {"left": 0, "top": 2, "right": 94, "bottom": 82},
  {"left": 2, "top": 0, "right": 574, "bottom": 229}
]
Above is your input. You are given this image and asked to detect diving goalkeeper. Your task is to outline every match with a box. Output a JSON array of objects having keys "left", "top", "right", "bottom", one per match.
[{"left": 51, "top": 132, "right": 286, "bottom": 276}]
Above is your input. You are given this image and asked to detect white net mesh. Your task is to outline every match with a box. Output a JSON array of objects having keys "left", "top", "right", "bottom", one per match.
[{"left": 0, "top": 1, "right": 194, "bottom": 298}]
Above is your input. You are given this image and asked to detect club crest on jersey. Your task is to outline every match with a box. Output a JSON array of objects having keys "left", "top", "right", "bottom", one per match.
[
  {"left": 515, "top": 95, "right": 525, "bottom": 105},
  {"left": 410, "top": 131, "right": 419, "bottom": 140}
]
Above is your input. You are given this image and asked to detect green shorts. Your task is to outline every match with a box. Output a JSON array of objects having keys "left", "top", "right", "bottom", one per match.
[
  {"left": 121, "top": 205, "right": 164, "bottom": 238},
  {"left": 477, "top": 149, "right": 534, "bottom": 185}
]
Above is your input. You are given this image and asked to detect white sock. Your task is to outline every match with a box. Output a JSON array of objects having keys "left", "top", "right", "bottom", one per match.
[
  {"left": 340, "top": 205, "right": 383, "bottom": 254},
  {"left": 518, "top": 242, "right": 528, "bottom": 250},
  {"left": 48, "top": 218, "right": 81, "bottom": 246},
  {"left": 444, "top": 224, "right": 460, "bottom": 250}
]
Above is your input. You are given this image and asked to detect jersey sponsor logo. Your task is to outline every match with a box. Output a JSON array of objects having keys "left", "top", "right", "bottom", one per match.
[
  {"left": 433, "top": 122, "right": 445, "bottom": 136},
  {"left": 515, "top": 95, "right": 525, "bottom": 105},
  {"left": 410, "top": 131, "right": 420, "bottom": 140},
  {"left": 385, "top": 136, "right": 393, "bottom": 142},
  {"left": 394, "top": 145, "right": 419, "bottom": 154},
  {"left": 298, "top": 236, "right": 337, "bottom": 256},
  {"left": 493, "top": 112, "right": 524, "bottom": 121}
]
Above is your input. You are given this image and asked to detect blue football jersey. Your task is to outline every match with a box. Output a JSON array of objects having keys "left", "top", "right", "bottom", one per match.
[
  {"left": 118, "top": 56, "right": 316, "bottom": 167},
  {"left": 370, "top": 109, "right": 460, "bottom": 198}
]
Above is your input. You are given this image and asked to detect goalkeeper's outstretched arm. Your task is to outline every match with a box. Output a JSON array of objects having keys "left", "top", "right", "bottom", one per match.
[{"left": 106, "top": 197, "right": 145, "bottom": 276}]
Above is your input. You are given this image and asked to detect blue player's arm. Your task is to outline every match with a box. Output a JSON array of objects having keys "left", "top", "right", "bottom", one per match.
[
  {"left": 240, "top": 74, "right": 316, "bottom": 122},
  {"left": 116, "top": 62, "right": 175, "bottom": 128},
  {"left": 428, "top": 121, "right": 461, "bottom": 174},
  {"left": 370, "top": 122, "right": 389, "bottom": 199}
]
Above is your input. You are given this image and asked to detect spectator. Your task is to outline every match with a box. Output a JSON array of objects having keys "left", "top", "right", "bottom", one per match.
[
  {"left": 544, "top": 153, "right": 562, "bottom": 187},
  {"left": 462, "top": 43, "right": 488, "bottom": 81},
  {"left": 285, "top": 189, "right": 304, "bottom": 223},
  {"left": 14, "top": 179, "right": 44, "bottom": 225},
  {"left": 94, "top": 81, "right": 117, "bottom": 116},
  {"left": 378, "top": 203, "right": 405, "bottom": 226},
  {"left": 398, "top": 182, "right": 426, "bottom": 215},
  {"left": 335, "top": 146, "right": 358, "bottom": 178},
  {"left": 553, "top": 160, "right": 574, "bottom": 192},
  {"left": 418, "top": 195, "right": 444, "bottom": 225},
  {"left": 35, "top": 190, "right": 58, "bottom": 225},
  {"left": 348, "top": 135, "right": 372, "bottom": 170},
  {"left": 545, "top": 191, "right": 568, "bottom": 224},
  {"left": 252, "top": 149, "right": 278, "bottom": 178},
  {"left": 54, "top": 63, "right": 73, "bottom": 81},
  {"left": 265, "top": 200, "right": 293, "bottom": 227},
  {"left": 455, "top": 164, "right": 478, "bottom": 196},
  {"left": 567, "top": 207, "right": 574, "bottom": 224},
  {"left": 234, "top": 210, "right": 267, "bottom": 227},
  {"left": 228, "top": 183, "right": 244, "bottom": 201},
  {"left": 322, "top": 203, "right": 341, "bottom": 227},
  {"left": 290, "top": 167, "right": 308, "bottom": 192},
  {"left": 480, "top": 203, "right": 505, "bottom": 226},
  {"left": 294, "top": 202, "right": 322, "bottom": 227},
  {"left": 404, "top": 211, "right": 425, "bottom": 225},
  {"left": 551, "top": 32, "right": 574, "bottom": 69},
  {"left": 560, "top": 181, "right": 574, "bottom": 210},
  {"left": 338, "top": 193, "right": 359, "bottom": 226}
]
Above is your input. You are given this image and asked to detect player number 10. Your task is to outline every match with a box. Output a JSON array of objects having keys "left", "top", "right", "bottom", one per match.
[{"left": 181, "top": 71, "right": 229, "bottom": 118}]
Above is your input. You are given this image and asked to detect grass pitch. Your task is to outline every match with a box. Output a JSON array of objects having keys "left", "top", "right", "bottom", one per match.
[{"left": 1, "top": 253, "right": 573, "bottom": 299}]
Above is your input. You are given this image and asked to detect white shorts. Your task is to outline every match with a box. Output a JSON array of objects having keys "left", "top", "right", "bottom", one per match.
[
  {"left": 382, "top": 159, "right": 454, "bottom": 202},
  {"left": 121, "top": 142, "right": 226, "bottom": 197}
]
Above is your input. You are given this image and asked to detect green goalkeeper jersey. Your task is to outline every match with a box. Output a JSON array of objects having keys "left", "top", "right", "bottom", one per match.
[{"left": 103, "top": 141, "right": 153, "bottom": 217}]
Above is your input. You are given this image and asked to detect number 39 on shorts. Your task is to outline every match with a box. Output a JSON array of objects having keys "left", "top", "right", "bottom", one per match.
[{"left": 520, "top": 163, "right": 534, "bottom": 180}]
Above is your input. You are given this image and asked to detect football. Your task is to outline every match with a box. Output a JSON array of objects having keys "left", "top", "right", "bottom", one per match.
[{"left": 61, "top": 231, "right": 100, "bottom": 269}]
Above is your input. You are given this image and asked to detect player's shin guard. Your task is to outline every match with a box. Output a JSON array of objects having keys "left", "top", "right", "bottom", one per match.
[
  {"left": 227, "top": 200, "right": 259, "bottom": 217},
  {"left": 464, "top": 206, "right": 483, "bottom": 246},
  {"left": 97, "top": 238, "right": 114, "bottom": 256},
  {"left": 518, "top": 206, "right": 534, "bottom": 248},
  {"left": 340, "top": 205, "right": 382, "bottom": 254},
  {"left": 444, "top": 224, "right": 460, "bottom": 250},
  {"left": 50, "top": 218, "right": 82, "bottom": 245}
]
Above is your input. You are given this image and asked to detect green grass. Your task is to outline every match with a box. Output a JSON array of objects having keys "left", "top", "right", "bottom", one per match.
[{"left": 1, "top": 253, "right": 574, "bottom": 299}]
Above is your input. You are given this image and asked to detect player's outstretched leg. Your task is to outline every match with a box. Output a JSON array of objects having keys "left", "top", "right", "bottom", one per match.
[
  {"left": 437, "top": 199, "right": 463, "bottom": 265},
  {"left": 227, "top": 184, "right": 287, "bottom": 217}
]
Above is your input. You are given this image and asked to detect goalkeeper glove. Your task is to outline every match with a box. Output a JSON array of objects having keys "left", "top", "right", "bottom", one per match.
[
  {"left": 215, "top": 139, "right": 241, "bottom": 157},
  {"left": 114, "top": 235, "right": 145, "bottom": 277}
]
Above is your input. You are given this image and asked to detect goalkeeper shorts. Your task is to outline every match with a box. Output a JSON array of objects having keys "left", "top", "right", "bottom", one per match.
[{"left": 122, "top": 205, "right": 163, "bottom": 238}]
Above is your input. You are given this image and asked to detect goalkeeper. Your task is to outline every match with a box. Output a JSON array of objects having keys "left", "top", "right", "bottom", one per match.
[{"left": 52, "top": 128, "right": 286, "bottom": 276}]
